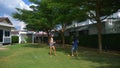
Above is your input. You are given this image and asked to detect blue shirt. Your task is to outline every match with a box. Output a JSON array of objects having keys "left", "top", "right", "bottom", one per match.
[{"left": 73, "top": 38, "right": 78, "bottom": 47}]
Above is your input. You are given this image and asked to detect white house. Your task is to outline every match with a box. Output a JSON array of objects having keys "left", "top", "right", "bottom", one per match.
[
  {"left": 19, "top": 31, "right": 35, "bottom": 44},
  {"left": 0, "top": 17, "right": 14, "bottom": 45},
  {"left": 64, "top": 12, "right": 120, "bottom": 36},
  {"left": 11, "top": 30, "right": 35, "bottom": 44}
]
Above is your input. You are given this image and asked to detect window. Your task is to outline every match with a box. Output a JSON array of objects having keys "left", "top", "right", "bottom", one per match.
[
  {"left": 0, "top": 30, "right": 3, "bottom": 42},
  {"left": 5, "top": 30, "right": 10, "bottom": 37}
]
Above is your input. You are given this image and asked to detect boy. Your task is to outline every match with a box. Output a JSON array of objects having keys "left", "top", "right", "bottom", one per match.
[{"left": 71, "top": 36, "right": 79, "bottom": 56}]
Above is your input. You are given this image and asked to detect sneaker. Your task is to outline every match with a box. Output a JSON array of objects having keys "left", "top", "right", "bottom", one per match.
[
  {"left": 71, "top": 55, "right": 74, "bottom": 56},
  {"left": 54, "top": 54, "right": 57, "bottom": 56}
]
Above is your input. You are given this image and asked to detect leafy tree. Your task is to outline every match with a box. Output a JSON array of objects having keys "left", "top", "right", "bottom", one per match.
[
  {"left": 13, "top": 0, "right": 58, "bottom": 34},
  {"left": 48, "top": 0, "right": 88, "bottom": 47},
  {"left": 13, "top": 0, "right": 87, "bottom": 47},
  {"left": 12, "top": 0, "right": 120, "bottom": 52},
  {"left": 50, "top": 0, "right": 120, "bottom": 52},
  {"left": 80, "top": 0, "right": 120, "bottom": 53},
  {"left": 13, "top": 8, "right": 41, "bottom": 31},
  {"left": 13, "top": 0, "right": 60, "bottom": 43}
]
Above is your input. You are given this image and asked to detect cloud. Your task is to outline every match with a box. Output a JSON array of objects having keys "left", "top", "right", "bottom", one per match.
[
  {"left": 29, "top": 3, "right": 38, "bottom": 7},
  {"left": 0, "top": 0, "right": 31, "bottom": 30}
]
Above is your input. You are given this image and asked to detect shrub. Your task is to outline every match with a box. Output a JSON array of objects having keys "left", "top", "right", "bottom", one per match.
[{"left": 12, "top": 36, "right": 19, "bottom": 43}]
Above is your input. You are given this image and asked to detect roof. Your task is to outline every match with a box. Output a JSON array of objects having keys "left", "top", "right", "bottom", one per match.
[{"left": 0, "top": 17, "right": 14, "bottom": 27}]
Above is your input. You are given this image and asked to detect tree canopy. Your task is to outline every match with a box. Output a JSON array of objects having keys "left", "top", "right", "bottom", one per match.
[
  {"left": 80, "top": 0, "right": 120, "bottom": 53},
  {"left": 12, "top": 0, "right": 120, "bottom": 51}
]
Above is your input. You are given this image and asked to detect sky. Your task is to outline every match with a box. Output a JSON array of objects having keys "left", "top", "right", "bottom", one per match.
[
  {"left": 0, "top": 0, "right": 32, "bottom": 30},
  {"left": 0, "top": 0, "right": 120, "bottom": 31}
]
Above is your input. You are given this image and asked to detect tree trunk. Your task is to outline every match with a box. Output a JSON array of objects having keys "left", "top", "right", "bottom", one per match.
[
  {"left": 61, "top": 31, "right": 65, "bottom": 48},
  {"left": 97, "top": 21, "right": 102, "bottom": 53},
  {"left": 61, "top": 24, "right": 65, "bottom": 48},
  {"left": 96, "top": 0, "right": 102, "bottom": 53},
  {"left": 47, "top": 30, "right": 50, "bottom": 44}
]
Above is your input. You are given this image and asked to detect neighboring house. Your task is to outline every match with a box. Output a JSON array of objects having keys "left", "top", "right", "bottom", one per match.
[
  {"left": 65, "top": 15, "right": 120, "bottom": 36},
  {"left": 11, "top": 30, "right": 35, "bottom": 44},
  {"left": 104, "top": 18, "right": 120, "bottom": 34},
  {"left": 88, "top": 18, "right": 120, "bottom": 35},
  {"left": 11, "top": 30, "right": 49, "bottom": 44},
  {"left": 64, "top": 20, "right": 91, "bottom": 36},
  {"left": 19, "top": 31, "right": 35, "bottom": 44},
  {"left": 34, "top": 31, "right": 48, "bottom": 43},
  {"left": 0, "top": 17, "right": 14, "bottom": 45}
]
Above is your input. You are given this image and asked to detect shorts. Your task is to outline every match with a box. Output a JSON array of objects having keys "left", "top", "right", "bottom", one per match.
[
  {"left": 49, "top": 43, "right": 54, "bottom": 46},
  {"left": 71, "top": 46, "right": 78, "bottom": 52}
]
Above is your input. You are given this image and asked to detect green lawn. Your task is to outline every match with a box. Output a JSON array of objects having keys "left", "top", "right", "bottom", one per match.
[{"left": 0, "top": 43, "right": 120, "bottom": 68}]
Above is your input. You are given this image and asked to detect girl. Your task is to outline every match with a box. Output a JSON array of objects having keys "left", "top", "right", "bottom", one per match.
[{"left": 48, "top": 35, "right": 56, "bottom": 56}]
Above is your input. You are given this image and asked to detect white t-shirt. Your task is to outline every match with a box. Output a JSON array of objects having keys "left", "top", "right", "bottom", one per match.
[{"left": 50, "top": 38, "right": 53, "bottom": 44}]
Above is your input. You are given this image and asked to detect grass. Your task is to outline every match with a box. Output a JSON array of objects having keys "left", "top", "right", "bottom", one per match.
[{"left": 0, "top": 43, "right": 120, "bottom": 68}]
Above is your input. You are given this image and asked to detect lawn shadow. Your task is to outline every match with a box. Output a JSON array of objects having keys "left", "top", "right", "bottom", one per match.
[
  {"left": 56, "top": 47, "right": 71, "bottom": 55},
  {"left": 7, "top": 43, "right": 120, "bottom": 68},
  {"left": 13, "top": 43, "right": 120, "bottom": 68},
  {"left": 12, "top": 43, "right": 48, "bottom": 49},
  {"left": 17, "top": 43, "right": 70, "bottom": 53},
  {"left": 55, "top": 44, "right": 72, "bottom": 55},
  {"left": 73, "top": 47, "right": 120, "bottom": 68}
]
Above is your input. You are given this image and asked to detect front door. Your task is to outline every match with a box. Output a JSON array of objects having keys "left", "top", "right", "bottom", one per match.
[{"left": 0, "top": 30, "right": 3, "bottom": 42}]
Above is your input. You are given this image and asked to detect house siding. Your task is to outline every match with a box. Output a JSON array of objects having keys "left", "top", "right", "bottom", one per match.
[
  {"left": 4, "top": 37, "right": 11, "bottom": 43},
  {"left": 64, "top": 18, "right": 120, "bottom": 36},
  {"left": 105, "top": 19, "right": 120, "bottom": 34},
  {"left": 88, "top": 22, "right": 106, "bottom": 35}
]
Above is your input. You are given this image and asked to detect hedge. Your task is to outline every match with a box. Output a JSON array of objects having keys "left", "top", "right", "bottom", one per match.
[
  {"left": 12, "top": 36, "right": 19, "bottom": 43},
  {"left": 63, "top": 34, "right": 120, "bottom": 51}
]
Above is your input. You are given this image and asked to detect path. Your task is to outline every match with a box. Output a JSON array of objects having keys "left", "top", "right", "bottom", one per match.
[{"left": 0, "top": 45, "right": 8, "bottom": 50}]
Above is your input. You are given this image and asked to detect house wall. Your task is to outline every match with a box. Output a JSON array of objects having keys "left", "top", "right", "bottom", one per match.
[
  {"left": 88, "top": 23, "right": 106, "bottom": 35},
  {"left": 3, "top": 20, "right": 6, "bottom": 23},
  {"left": 64, "top": 18, "right": 120, "bottom": 36},
  {"left": 105, "top": 19, "right": 120, "bottom": 34},
  {"left": 19, "top": 32, "right": 34, "bottom": 44},
  {"left": 79, "top": 19, "right": 120, "bottom": 35},
  {"left": 19, "top": 34, "right": 27, "bottom": 43},
  {"left": 64, "top": 31, "right": 70, "bottom": 36},
  {"left": 88, "top": 24, "right": 97, "bottom": 35}
]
